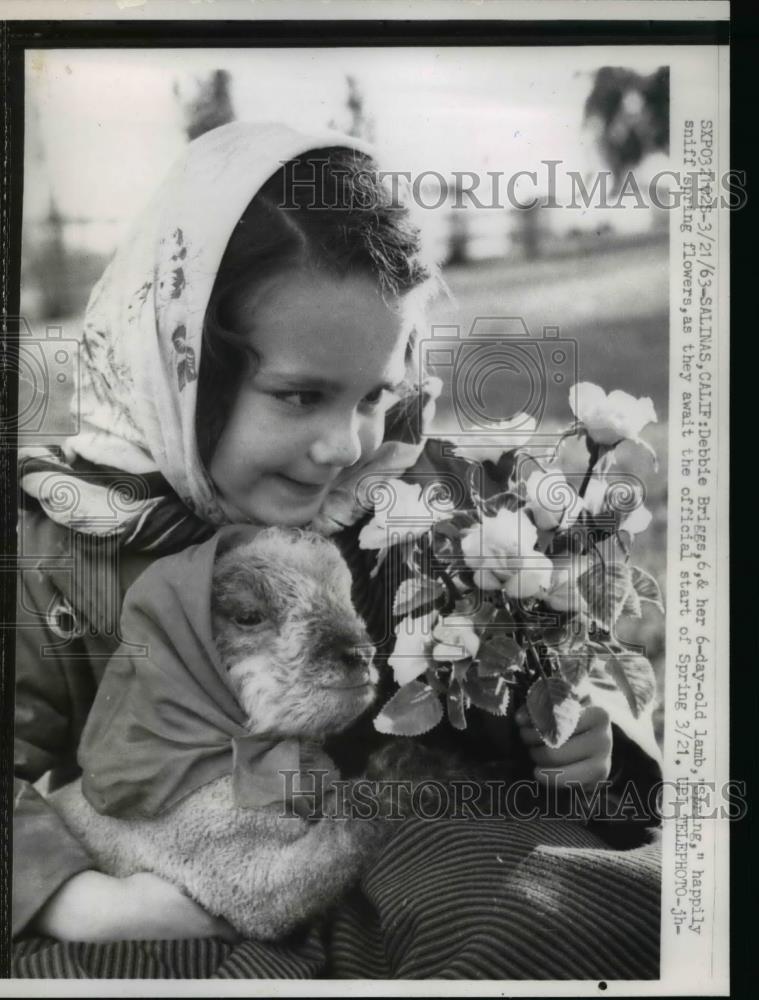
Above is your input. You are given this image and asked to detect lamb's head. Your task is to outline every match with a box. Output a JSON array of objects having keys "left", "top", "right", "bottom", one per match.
[{"left": 211, "top": 527, "right": 378, "bottom": 739}]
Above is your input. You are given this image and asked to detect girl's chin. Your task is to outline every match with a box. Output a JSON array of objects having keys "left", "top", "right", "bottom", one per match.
[
  {"left": 236, "top": 491, "right": 326, "bottom": 528},
  {"left": 216, "top": 476, "right": 331, "bottom": 527}
]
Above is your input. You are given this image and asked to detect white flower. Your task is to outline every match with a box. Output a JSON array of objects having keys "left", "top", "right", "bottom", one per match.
[
  {"left": 445, "top": 413, "right": 537, "bottom": 464},
  {"left": 358, "top": 479, "right": 445, "bottom": 552},
  {"left": 619, "top": 504, "right": 653, "bottom": 537},
  {"left": 461, "top": 508, "right": 532, "bottom": 589},
  {"left": 460, "top": 508, "right": 549, "bottom": 597},
  {"left": 569, "top": 382, "right": 657, "bottom": 446},
  {"left": 540, "top": 563, "right": 588, "bottom": 614},
  {"left": 523, "top": 466, "right": 582, "bottom": 530},
  {"left": 389, "top": 612, "right": 436, "bottom": 686},
  {"left": 582, "top": 475, "right": 652, "bottom": 538},
  {"left": 581, "top": 476, "right": 608, "bottom": 517},
  {"left": 501, "top": 554, "right": 555, "bottom": 599},
  {"left": 432, "top": 615, "right": 480, "bottom": 661}
]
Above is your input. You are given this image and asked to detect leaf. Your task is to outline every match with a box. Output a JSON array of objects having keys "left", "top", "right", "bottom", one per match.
[
  {"left": 477, "top": 635, "right": 525, "bottom": 676},
  {"left": 631, "top": 566, "right": 665, "bottom": 615},
  {"left": 550, "top": 648, "right": 598, "bottom": 687},
  {"left": 453, "top": 594, "right": 499, "bottom": 627},
  {"left": 525, "top": 676, "right": 582, "bottom": 749},
  {"left": 482, "top": 453, "right": 518, "bottom": 500},
  {"left": 478, "top": 489, "right": 522, "bottom": 520},
  {"left": 577, "top": 556, "right": 632, "bottom": 628},
  {"left": 393, "top": 576, "right": 445, "bottom": 618},
  {"left": 462, "top": 673, "right": 511, "bottom": 716},
  {"left": 374, "top": 681, "right": 444, "bottom": 736},
  {"left": 447, "top": 680, "right": 468, "bottom": 730},
  {"left": 620, "top": 586, "right": 642, "bottom": 619},
  {"left": 604, "top": 653, "right": 656, "bottom": 719},
  {"left": 432, "top": 518, "right": 464, "bottom": 541}
]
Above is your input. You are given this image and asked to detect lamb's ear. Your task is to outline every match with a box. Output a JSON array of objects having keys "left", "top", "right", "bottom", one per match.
[
  {"left": 211, "top": 533, "right": 264, "bottom": 612},
  {"left": 212, "top": 552, "right": 272, "bottom": 623}
]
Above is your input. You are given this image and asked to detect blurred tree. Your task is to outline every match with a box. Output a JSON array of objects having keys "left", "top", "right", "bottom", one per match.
[
  {"left": 510, "top": 203, "right": 550, "bottom": 261},
  {"left": 174, "top": 69, "right": 235, "bottom": 142},
  {"left": 445, "top": 198, "right": 470, "bottom": 265},
  {"left": 329, "top": 74, "right": 375, "bottom": 142},
  {"left": 38, "top": 195, "right": 67, "bottom": 317},
  {"left": 584, "top": 66, "right": 669, "bottom": 190},
  {"left": 22, "top": 102, "right": 69, "bottom": 317}
]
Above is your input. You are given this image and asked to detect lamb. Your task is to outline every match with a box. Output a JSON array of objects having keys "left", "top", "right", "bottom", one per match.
[{"left": 47, "top": 526, "right": 394, "bottom": 942}]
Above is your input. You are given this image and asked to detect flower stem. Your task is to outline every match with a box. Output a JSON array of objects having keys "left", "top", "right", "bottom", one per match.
[
  {"left": 579, "top": 439, "right": 601, "bottom": 499},
  {"left": 524, "top": 634, "right": 548, "bottom": 681},
  {"left": 438, "top": 570, "right": 459, "bottom": 613}
]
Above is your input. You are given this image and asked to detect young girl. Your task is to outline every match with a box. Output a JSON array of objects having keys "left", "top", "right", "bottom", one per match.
[{"left": 13, "top": 122, "right": 661, "bottom": 979}]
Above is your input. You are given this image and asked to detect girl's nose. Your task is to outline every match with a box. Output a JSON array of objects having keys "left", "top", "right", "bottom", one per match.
[{"left": 309, "top": 415, "right": 363, "bottom": 469}]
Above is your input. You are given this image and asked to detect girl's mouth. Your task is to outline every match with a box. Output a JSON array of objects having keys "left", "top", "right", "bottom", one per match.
[{"left": 276, "top": 474, "right": 331, "bottom": 497}]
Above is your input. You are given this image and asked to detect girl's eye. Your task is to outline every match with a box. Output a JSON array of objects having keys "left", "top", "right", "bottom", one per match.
[
  {"left": 271, "top": 390, "right": 322, "bottom": 409},
  {"left": 360, "top": 387, "right": 388, "bottom": 410},
  {"left": 232, "top": 610, "right": 264, "bottom": 628}
]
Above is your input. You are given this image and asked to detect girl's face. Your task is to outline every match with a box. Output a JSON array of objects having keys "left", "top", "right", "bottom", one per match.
[{"left": 207, "top": 268, "right": 410, "bottom": 527}]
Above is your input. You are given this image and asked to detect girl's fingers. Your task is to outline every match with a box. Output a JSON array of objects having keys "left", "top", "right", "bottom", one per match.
[
  {"left": 515, "top": 707, "right": 530, "bottom": 727},
  {"left": 516, "top": 706, "right": 611, "bottom": 749},
  {"left": 528, "top": 726, "right": 612, "bottom": 767},
  {"left": 517, "top": 724, "right": 545, "bottom": 747},
  {"left": 534, "top": 758, "right": 611, "bottom": 788},
  {"left": 573, "top": 705, "right": 611, "bottom": 735}
]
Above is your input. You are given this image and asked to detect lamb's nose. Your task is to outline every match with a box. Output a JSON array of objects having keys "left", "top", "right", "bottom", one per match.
[{"left": 343, "top": 644, "right": 376, "bottom": 677}]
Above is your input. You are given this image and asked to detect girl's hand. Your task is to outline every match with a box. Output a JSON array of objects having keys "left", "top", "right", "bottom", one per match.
[
  {"left": 32, "top": 870, "right": 240, "bottom": 944},
  {"left": 515, "top": 704, "right": 613, "bottom": 790}
]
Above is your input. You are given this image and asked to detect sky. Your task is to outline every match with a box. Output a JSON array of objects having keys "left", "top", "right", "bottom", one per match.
[{"left": 24, "top": 46, "right": 674, "bottom": 251}]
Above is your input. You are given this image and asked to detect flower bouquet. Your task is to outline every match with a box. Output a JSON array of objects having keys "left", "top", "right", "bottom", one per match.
[{"left": 360, "top": 382, "right": 664, "bottom": 749}]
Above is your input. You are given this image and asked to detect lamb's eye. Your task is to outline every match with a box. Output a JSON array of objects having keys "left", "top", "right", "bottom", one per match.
[{"left": 232, "top": 610, "right": 264, "bottom": 628}]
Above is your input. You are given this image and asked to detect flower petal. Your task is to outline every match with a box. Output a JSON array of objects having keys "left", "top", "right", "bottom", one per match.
[
  {"left": 503, "top": 554, "right": 555, "bottom": 599},
  {"left": 389, "top": 612, "right": 436, "bottom": 685},
  {"left": 620, "top": 504, "right": 653, "bottom": 537},
  {"left": 570, "top": 382, "right": 607, "bottom": 422}
]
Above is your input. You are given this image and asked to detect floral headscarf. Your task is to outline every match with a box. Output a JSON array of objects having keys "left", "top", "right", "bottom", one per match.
[{"left": 19, "top": 122, "right": 439, "bottom": 551}]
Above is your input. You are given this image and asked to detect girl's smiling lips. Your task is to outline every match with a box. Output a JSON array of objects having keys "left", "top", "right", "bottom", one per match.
[{"left": 275, "top": 473, "right": 334, "bottom": 496}]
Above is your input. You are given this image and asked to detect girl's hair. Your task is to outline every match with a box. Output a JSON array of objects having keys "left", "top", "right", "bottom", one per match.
[{"left": 196, "top": 146, "right": 438, "bottom": 467}]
